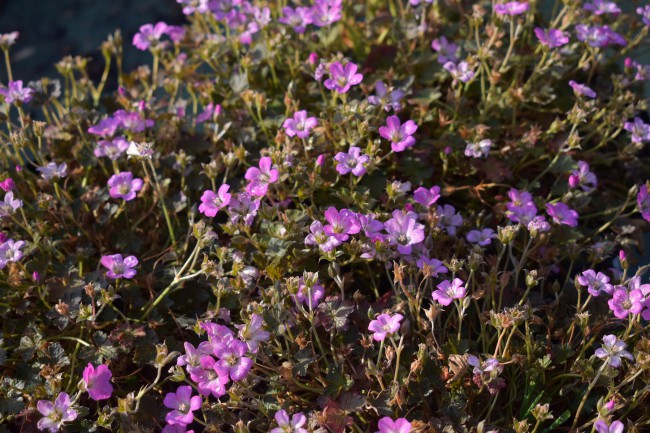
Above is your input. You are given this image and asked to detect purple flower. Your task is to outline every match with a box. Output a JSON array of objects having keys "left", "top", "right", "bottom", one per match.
[
  {"left": 227, "top": 193, "right": 260, "bottom": 226},
  {"left": 594, "top": 335, "right": 634, "bottom": 368},
  {"left": 177, "top": 0, "right": 210, "bottom": 15},
  {"left": 467, "top": 356, "right": 502, "bottom": 375},
  {"left": 164, "top": 385, "right": 202, "bottom": 426},
  {"left": 638, "top": 185, "right": 650, "bottom": 222},
  {"left": 133, "top": 22, "right": 170, "bottom": 50},
  {"left": 534, "top": 28, "right": 569, "bottom": 48},
  {"left": 576, "top": 25, "right": 626, "bottom": 47},
  {"left": 213, "top": 338, "right": 253, "bottom": 381},
  {"left": 83, "top": 363, "right": 113, "bottom": 401},
  {"left": 279, "top": 7, "right": 313, "bottom": 33},
  {"left": 323, "top": 207, "right": 361, "bottom": 242},
  {"left": 569, "top": 80, "right": 597, "bottom": 99},
  {"left": 163, "top": 425, "right": 195, "bottom": 433},
  {"left": 324, "top": 61, "right": 363, "bottom": 94},
  {"left": 444, "top": 61, "right": 475, "bottom": 83},
  {"left": 94, "top": 137, "right": 130, "bottom": 160},
  {"left": 417, "top": 256, "right": 448, "bottom": 277},
  {"left": 368, "top": 313, "right": 403, "bottom": 341},
  {"left": 375, "top": 417, "right": 411, "bottom": 433},
  {"left": 311, "top": 0, "right": 343, "bottom": 27},
  {"left": 624, "top": 117, "right": 650, "bottom": 143},
  {"left": 270, "top": 410, "right": 308, "bottom": 433},
  {"left": 196, "top": 103, "right": 220, "bottom": 124},
  {"left": 0, "top": 80, "right": 33, "bottom": 104},
  {"left": 0, "top": 191, "right": 22, "bottom": 218},
  {"left": 192, "top": 355, "right": 229, "bottom": 398},
  {"left": 88, "top": 117, "right": 122, "bottom": 137},
  {"left": 0, "top": 239, "right": 25, "bottom": 269},
  {"left": 37, "top": 392, "right": 78, "bottom": 433},
  {"left": 283, "top": 110, "right": 318, "bottom": 139},
  {"left": 368, "top": 81, "right": 404, "bottom": 112},
  {"left": 494, "top": 2, "right": 529, "bottom": 15},
  {"left": 107, "top": 172, "right": 144, "bottom": 201},
  {"left": 466, "top": 228, "right": 495, "bottom": 246},
  {"left": 199, "top": 185, "right": 231, "bottom": 217},
  {"left": 379, "top": 115, "right": 418, "bottom": 152},
  {"left": 114, "top": 110, "right": 154, "bottom": 133},
  {"left": 101, "top": 254, "right": 138, "bottom": 279},
  {"left": 436, "top": 204, "right": 463, "bottom": 235},
  {"left": 305, "top": 220, "right": 341, "bottom": 252},
  {"left": 594, "top": 420, "right": 625, "bottom": 433},
  {"left": 464, "top": 139, "right": 492, "bottom": 158},
  {"left": 431, "top": 36, "right": 459, "bottom": 64},
  {"left": 385, "top": 209, "right": 425, "bottom": 255},
  {"left": 245, "top": 157, "right": 279, "bottom": 197},
  {"left": 294, "top": 278, "right": 325, "bottom": 309},
  {"left": 545, "top": 202, "right": 578, "bottom": 227},
  {"left": 584, "top": 0, "right": 620, "bottom": 15},
  {"left": 608, "top": 287, "right": 645, "bottom": 319},
  {"left": 577, "top": 270, "right": 613, "bottom": 297},
  {"left": 432, "top": 278, "right": 466, "bottom": 306},
  {"left": 37, "top": 162, "right": 67, "bottom": 181},
  {"left": 334, "top": 146, "right": 370, "bottom": 176},
  {"left": 235, "top": 314, "right": 270, "bottom": 353},
  {"left": 413, "top": 186, "right": 441, "bottom": 207},
  {"left": 638, "top": 5, "right": 650, "bottom": 26},
  {"left": 569, "top": 161, "right": 597, "bottom": 192}
]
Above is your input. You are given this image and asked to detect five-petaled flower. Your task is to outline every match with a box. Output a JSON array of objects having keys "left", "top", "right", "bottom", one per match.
[
  {"left": 324, "top": 61, "right": 363, "bottom": 93},
  {"left": 245, "top": 157, "right": 279, "bottom": 197},
  {"left": 283, "top": 110, "right": 318, "bottom": 138},
  {"left": 83, "top": 363, "right": 114, "bottom": 401},
  {"left": 270, "top": 410, "right": 308, "bottom": 433},
  {"left": 108, "top": 171, "right": 144, "bottom": 201},
  {"left": 432, "top": 278, "right": 466, "bottom": 306},
  {"left": 379, "top": 115, "right": 418, "bottom": 152},
  {"left": 101, "top": 254, "right": 139, "bottom": 279},
  {"left": 368, "top": 313, "right": 403, "bottom": 341},
  {"left": 594, "top": 334, "right": 634, "bottom": 368},
  {"left": 37, "top": 392, "right": 78, "bottom": 433},
  {"left": 164, "top": 385, "right": 202, "bottom": 426},
  {"left": 199, "top": 185, "right": 231, "bottom": 217}
]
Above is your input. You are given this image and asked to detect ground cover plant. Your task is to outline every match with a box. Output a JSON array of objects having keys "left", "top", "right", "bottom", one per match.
[{"left": 1, "top": 0, "right": 650, "bottom": 432}]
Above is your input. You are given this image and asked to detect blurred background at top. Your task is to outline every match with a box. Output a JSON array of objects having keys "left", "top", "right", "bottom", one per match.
[{"left": 0, "top": 0, "right": 184, "bottom": 83}]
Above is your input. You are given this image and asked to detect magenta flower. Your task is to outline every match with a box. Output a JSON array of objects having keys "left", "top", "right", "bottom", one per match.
[
  {"left": 413, "top": 186, "right": 441, "bottom": 207},
  {"left": 466, "top": 228, "right": 495, "bottom": 246},
  {"left": 637, "top": 184, "right": 650, "bottom": 222},
  {"left": 164, "top": 385, "right": 202, "bottom": 426},
  {"left": 0, "top": 177, "right": 15, "bottom": 192},
  {"left": 0, "top": 239, "right": 25, "bottom": 269},
  {"left": 324, "top": 61, "right": 363, "bottom": 93},
  {"left": 294, "top": 278, "right": 325, "bottom": 309},
  {"left": 464, "top": 139, "right": 492, "bottom": 158},
  {"left": 37, "top": 162, "right": 67, "bottom": 181},
  {"left": 305, "top": 220, "right": 341, "bottom": 252},
  {"left": 385, "top": 209, "right": 425, "bottom": 255},
  {"left": 213, "top": 338, "right": 253, "bottom": 382},
  {"left": 323, "top": 207, "right": 361, "bottom": 242},
  {"left": 436, "top": 204, "right": 463, "bottom": 235},
  {"left": 101, "top": 254, "right": 138, "bottom": 279},
  {"left": 569, "top": 161, "right": 597, "bottom": 192},
  {"left": 37, "top": 392, "right": 78, "bottom": 433},
  {"left": 0, "top": 80, "right": 33, "bottom": 104},
  {"left": 375, "top": 417, "right": 412, "bottom": 433},
  {"left": 311, "top": 0, "right": 343, "bottom": 27},
  {"left": 133, "top": 22, "right": 177, "bottom": 50},
  {"left": 595, "top": 335, "right": 634, "bottom": 368},
  {"left": 545, "top": 202, "right": 578, "bottom": 227},
  {"left": 83, "top": 363, "right": 113, "bottom": 401},
  {"left": 594, "top": 420, "right": 624, "bottom": 433},
  {"left": 467, "top": 356, "right": 502, "bottom": 375},
  {"left": 270, "top": 410, "right": 308, "bottom": 433},
  {"left": 108, "top": 172, "right": 144, "bottom": 201},
  {"left": 379, "top": 115, "right": 418, "bottom": 152},
  {"left": 279, "top": 6, "right": 313, "bottom": 33},
  {"left": 577, "top": 270, "right": 613, "bottom": 297},
  {"left": 639, "top": 5, "right": 650, "bottom": 26},
  {"left": 368, "top": 81, "right": 404, "bottom": 112},
  {"left": 334, "top": 146, "right": 370, "bottom": 176},
  {"left": 114, "top": 110, "right": 154, "bottom": 133},
  {"left": 608, "top": 287, "right": 645, "bottom": 319},
  {"left": 368, "top": 313, "right": 403, "bottom": 341},
  {"left": 227, "top": 193, "right": 261, "bottom": 226},
  {"left": 193, "top": 355, "right": 229, "bottom": 398},
  {"left": 416, "top": 256, "right": 448, "bottom": 277},
  {"left": 283, "top": 110, "right": 318, "bottom": 139},
  {"left": 534, "top": 28, "right": 569, "bottom": 48},
  {"left": 177, "top": 0, "right": 210, "bottom": 15},
  {"left": 431, "top": 36, "right": 459, "bottom": 64},
  {"left": 163, "top": 425, "right": 195, "bottom": 433},
  {"left": 88, "top": 117, "right": 122, "bottom": 137},
  {"left": 432, "top": 278, "right": 466, "bottom": 306},
  {"left": 624, "top": 117, "right": 650, "bottom": 143},
  {"left": 0, "top": 191, "right": 22, "bottom": 218},
  {"left": 584, "top": 0, "right": 620, "bottom": 15},
  {"left": 444, "top": 61, "right": 475, "bottom": 83},
  {"left": 569, "top": 80, "right": 597, "bottom": 99},
  {"left": 576, "top": 25, "right": 626, "bottom": 47},
  {"left": 199, "top": 185, "right": 231, "bottom": 217},
  {"left": 245, "top": 157, "right": 279, "bottom": 197},
  {"left": 94, "top": 137, "right": 130, "bottom": 160},
  {"left": 494, "top": 1, "right": 529, "bottom": 15},
  {"left": 235, "top": 314, "right": 270, "bottom": 353}
]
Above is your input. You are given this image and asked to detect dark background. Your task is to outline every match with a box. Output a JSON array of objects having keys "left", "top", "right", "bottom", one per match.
[{"left": 0, "top": 0, "right": 184, "bottom": 83}]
